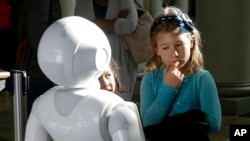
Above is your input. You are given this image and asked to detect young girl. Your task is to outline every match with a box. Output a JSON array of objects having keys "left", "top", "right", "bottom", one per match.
[
  {"left": 140, "top": 6, "right": 221, "bottom": 140},
  {"left": 99, "top": 58, "right": 120, "bottom": 93}
]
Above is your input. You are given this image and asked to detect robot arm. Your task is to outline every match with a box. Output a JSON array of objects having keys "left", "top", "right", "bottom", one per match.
[
  {"left": 108, "top": 103, "right": 146, "bottom": 141},
  {"left": 25, "top": 113, "right": 51, "bottom": 141}
]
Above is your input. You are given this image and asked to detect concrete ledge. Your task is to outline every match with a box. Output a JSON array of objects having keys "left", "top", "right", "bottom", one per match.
[
  {"left": 220, "top": 96, "right": 250, "bottom": 116},
  {"left": 217, "top": 83, "right": 250, "bottom": 97}
]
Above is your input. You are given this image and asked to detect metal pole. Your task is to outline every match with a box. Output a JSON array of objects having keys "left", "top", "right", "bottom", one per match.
[{"left": 12, "top": 70, "right": 28, "bottom": 141}]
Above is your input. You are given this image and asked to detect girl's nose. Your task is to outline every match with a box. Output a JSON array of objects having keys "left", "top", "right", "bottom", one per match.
[
  {"left": 103, "top": 78, "right": 110, "bottom": 86},
  {"left": 170, "top": 47, "right": 179, "bottom": 57},
  {"left": 174, "top": 50, "right": 179, "bottom": 56}
]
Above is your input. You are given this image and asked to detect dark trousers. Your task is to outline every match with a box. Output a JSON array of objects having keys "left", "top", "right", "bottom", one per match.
[{"left": 143, "top": 109, "right": 210, "bottom": 141}]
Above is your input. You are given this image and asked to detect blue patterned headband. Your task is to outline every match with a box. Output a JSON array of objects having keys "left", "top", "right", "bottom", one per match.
[{"left": 151, "top": 10, "right": 194, "bottom": 33}]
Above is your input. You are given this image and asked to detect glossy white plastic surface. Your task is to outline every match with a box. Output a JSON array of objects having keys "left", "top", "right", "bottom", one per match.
[
  {"left": 37, "top": 16, "right": 111, "bottom": 88},
  {"left": 25, "top": 16, "right": 146, "bottom": 141}
]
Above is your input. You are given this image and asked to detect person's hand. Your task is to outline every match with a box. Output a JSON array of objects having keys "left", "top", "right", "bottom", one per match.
[
  {"left": 164, "top": 61, "right": 184, "bottom": 89},
  {"left": 118, "top": 9, "right": 129, "bottom": 18}
]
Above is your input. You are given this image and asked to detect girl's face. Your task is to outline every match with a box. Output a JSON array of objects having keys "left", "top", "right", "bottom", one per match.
[
  {"left": 98, "top": 66, "right": 116, "bottom": 93},
  {"left": 155, "top": 31, "right": 194, "bottom": 70}
]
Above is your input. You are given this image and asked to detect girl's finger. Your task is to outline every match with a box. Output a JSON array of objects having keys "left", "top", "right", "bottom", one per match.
[{"left": 167, "top": 61, "right": 179, "bottom": 72}]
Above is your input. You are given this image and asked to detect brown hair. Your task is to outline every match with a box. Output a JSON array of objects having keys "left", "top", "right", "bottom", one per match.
[{"left": 108, "top": 58, "right": 127, "bottom": 94}]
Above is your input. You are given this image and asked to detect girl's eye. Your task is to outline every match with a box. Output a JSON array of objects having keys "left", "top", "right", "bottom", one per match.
[
  {"left": 105, "top": 72, "right": 113, "bottom": 78},
  {"left": 162, "top": 46, "right": 169, "bottom": 50},
  {"left": 176, "top": 43, "right": 183, "bottom": 47}
]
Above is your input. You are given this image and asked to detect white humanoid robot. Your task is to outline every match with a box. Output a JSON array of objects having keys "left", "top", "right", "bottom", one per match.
[{"left": 24, "top": 16, "right": 146, "bottom": 141}]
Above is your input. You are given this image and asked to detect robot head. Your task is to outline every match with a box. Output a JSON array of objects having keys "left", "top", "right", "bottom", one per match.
[{"left": 38, "top": 16, "right": 111, "bottom": 88}]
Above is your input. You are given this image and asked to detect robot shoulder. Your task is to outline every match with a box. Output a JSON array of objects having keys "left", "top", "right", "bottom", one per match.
[{"left": 30, "top": 87, "right": 60, "bottom": 116}]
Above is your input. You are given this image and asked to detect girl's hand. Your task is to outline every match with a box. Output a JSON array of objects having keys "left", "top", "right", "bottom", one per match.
[{"left": 164, "top": 61, "right": 184, "bottom": 89}]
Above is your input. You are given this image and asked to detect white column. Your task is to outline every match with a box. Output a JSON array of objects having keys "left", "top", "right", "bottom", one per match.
[
  {"left": 59, "top": 0, "right": 76, "bottom": 17},
  {"left": 174, "top": 0, "right": 189, "bottom": 14},
  {"left": 149, "top": 0, "right": 163, "bottom": 17},
  {"left": 196, "top": 0, "right": 250, "bottom": 84}
]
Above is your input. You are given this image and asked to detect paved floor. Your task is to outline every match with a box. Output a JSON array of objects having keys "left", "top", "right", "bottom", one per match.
[
  {"left": 0, "top": 91, "right": 14, "bottom": 141},
  {"left": 1, "top": 80, "right": 250, "bottom": 141}
]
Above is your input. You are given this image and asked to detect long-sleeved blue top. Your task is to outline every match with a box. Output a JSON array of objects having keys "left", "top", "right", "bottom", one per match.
[{"left": 140, "top": 67, "right": 222, "bottom": 133}]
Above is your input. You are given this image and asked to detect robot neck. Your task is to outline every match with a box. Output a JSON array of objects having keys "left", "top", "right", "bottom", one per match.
[{"left": 54, "top": 80, "right": 101, "bottom": 116}]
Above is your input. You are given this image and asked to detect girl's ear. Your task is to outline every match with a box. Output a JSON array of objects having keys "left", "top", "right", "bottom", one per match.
[
  {"left": 154, "top": 45, "right": 160, "bottom": 56},
  {"left": 190, "top": 35, "right": 195, "bottom": 48}
]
